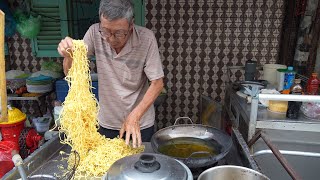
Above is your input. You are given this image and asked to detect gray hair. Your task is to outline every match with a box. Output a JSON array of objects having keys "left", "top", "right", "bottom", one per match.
[{"left": 99, "top": 0, "right": 134, "bottom": 23}]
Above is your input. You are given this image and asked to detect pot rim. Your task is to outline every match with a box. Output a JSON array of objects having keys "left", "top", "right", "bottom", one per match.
[{"left": 198, "top": 165, "right": 270, "bottom": 180}]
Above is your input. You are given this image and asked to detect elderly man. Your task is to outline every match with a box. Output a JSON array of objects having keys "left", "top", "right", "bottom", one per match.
[{"left": 57, "top": 0, "right": 164, "bottom": 148}]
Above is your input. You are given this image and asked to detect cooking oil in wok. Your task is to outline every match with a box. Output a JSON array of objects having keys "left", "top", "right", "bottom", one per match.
[{"left": 158, "top": 137, "right": 220, "bottom": 158}]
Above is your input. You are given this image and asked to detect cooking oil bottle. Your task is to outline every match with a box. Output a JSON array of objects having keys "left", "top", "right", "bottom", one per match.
[{"left": 286, "top": 79, "right": 303, "bottom": 119}]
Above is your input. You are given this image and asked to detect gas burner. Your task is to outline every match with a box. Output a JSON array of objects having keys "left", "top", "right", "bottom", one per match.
[{"left": 190, "top": 158, "right": 227, "bottom": 179}]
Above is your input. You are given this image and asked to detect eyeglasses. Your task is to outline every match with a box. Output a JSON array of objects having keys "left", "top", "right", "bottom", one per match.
[{"left": 99, "top": 24, "right": 130, "bottom": 39}]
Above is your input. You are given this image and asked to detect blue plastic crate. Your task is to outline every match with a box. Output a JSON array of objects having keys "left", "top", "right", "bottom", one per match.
[{"left": 55, "top": 80, "right": 99, "bottom": 102}]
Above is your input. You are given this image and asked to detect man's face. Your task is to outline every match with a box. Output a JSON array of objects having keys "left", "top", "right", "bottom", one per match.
[{"left": 99, "top": 16, "right": 132, "bottom": 50}]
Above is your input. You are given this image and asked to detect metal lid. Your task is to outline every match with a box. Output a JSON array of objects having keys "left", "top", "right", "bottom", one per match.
[{"left": 106, "top": 153, "right": 189, "bottom": 180}]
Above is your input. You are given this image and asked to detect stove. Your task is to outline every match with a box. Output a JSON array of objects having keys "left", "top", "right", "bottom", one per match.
[{"left": 144, "top": 128, "right": 259, "bottom": 180}]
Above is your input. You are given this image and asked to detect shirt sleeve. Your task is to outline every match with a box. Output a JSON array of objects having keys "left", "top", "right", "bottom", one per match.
[
  {"left": 83, "top": 24, "right": 95, "bottom": 57},
  {"left": 144, "top": 33, "right": 164, "bottom": 81}
]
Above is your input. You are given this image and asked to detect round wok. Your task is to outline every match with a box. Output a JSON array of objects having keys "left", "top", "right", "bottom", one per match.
[{"left": 151, "top": 117, "right": 232, "bottom": 168}]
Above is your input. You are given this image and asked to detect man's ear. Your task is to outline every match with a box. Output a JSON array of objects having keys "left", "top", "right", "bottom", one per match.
[{"left": 130, "top": 19, "right": 134, "bottom": 29}]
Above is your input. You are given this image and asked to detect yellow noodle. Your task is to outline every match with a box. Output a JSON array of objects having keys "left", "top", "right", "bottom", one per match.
[{"left": 58, "top": 40, "right": 143, "bottom": 179}]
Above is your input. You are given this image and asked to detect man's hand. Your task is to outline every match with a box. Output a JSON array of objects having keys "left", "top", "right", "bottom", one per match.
[
  {"left": 57, "top": 36, "right": 73, "bottom": 57},
  {"left": 119, "top": 78, "right": 163, "bottom": 148},
  {"left": 119, "top": 111, "right": 142, "bottom": 148},
  {"left": 57, "top": 37, "right": 74, "bottom": 75}
]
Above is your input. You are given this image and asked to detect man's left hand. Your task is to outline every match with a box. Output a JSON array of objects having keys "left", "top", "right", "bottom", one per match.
[{"left": 119, "top": 112, "right": 142, "bottom": 148}]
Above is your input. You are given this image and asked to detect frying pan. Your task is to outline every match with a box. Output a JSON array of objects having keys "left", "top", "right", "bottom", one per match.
[{"left": 151, "top": 117, "right": 232, "bottom": 168}]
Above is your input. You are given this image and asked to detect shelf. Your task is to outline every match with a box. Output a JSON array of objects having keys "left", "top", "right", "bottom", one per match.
[
  {"left": 225, "top": 85, "right": 320, "bottom": 141},
  {"left": 7, "top": 92, "right": 53, "bottom": 117},
  {"left": 256, "top": 120, "right": 320, "bottom": 132},
  {"left": 7, "top": 93, "right": 50, "bottom": 101}
]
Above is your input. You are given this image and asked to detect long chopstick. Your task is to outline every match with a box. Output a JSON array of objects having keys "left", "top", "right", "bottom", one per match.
[{"left": 0, "top": 10, "right": 8, "bottom": 122}]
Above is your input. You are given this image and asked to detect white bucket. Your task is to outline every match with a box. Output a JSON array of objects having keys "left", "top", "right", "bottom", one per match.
[
  {"left": 53, "top": 106, "right": 63, "bottom": 126},
  {"left": 263, "top": 64, "right": 287, "bottom": 87}
]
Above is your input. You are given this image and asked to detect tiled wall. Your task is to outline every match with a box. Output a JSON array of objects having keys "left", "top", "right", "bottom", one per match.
[
  {"left": 146, "top": 0, "right": 285, "bottom": 129},
  {"left": 6, "top": 0, "right": 285, "bottom": 129}
]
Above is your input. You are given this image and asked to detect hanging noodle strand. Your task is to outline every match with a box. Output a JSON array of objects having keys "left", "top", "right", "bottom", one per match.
[{"left": 58, "top": 40, "right": 144, "bottom": 179}]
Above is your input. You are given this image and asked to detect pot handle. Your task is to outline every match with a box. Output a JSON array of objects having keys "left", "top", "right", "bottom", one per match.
[
  {"left": 186, "top": 151, "right": 212, "bottom": 159},
  {"left": 134, "top": 154, "right": 161, "bottom": 173},
  {"left": 174, "top": 117, "right": 193, "bottom": 125}
]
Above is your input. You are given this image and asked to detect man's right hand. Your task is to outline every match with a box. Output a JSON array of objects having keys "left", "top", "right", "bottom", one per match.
[
  {"left": 58, "top": 36, "right": 73, "bottom": 57},
  {"left": 58, "top": 37, "right": 74, "bottom": 75}
]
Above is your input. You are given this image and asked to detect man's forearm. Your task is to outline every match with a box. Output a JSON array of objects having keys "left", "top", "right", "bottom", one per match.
[{"left": 133, "top": 78, "right": 164, "bottom": 119}]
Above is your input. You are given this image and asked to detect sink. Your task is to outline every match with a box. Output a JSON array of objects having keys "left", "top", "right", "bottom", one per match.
[{"left": 252, "top": 130, "right": 320, "bottom": 180}]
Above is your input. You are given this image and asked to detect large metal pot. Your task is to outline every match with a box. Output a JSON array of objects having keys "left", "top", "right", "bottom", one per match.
[
  {"left": 151, "top": 117, "right": 232, "bottom": 168},
  {"left": 103, "top": 153, "right": 193, "bottom": 180},
  {"left": 197, "top": 165, "right": 270, "bottom": 180}
]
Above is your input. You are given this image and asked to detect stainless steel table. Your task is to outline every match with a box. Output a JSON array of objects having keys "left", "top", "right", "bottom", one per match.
[{"left": 3, "top": 128, "right": 258, "bottom": 180}]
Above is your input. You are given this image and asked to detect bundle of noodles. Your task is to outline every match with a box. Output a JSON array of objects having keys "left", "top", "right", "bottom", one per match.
[{"left": 58, "top": 40, "right": 143, "bottom": 178}]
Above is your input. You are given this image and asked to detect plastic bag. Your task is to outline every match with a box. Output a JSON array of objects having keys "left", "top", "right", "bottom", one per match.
[
  {"left": 5, "top": 70, "right": 26, "bottom": 79},
  {"left": 41, "top": 61, "right": 63, "bottom": 73},
  {"left": 301, "top": 102, "right": 320, "bottom": 120},
  {"left": 15, "top": 11, "right": 41, "bottom": 38},
  {"left": 30, "top": 70, "right": 63, "bottom": 79},
  {"left": 258, "top": 89, "right": 280, "bottom": 107},
  {"left": 0, "top": 1, "right": 17, "bottom": 37}
]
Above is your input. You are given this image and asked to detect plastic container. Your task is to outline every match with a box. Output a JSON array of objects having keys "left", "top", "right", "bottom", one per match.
[
  {"left": 26, "top": 83, "right": 53, "bottom": 93},
  {"left": 0, "top": 107, "right": 26, "bottom": 144},
  {"left": 276, "top": 69, "right": 287, "bottom": 91},
  {"left": 283, "top": 66, "right": 296, "bottom": 91},
  {"left": 286, "top": 79, "right": 303, "bottom": 119},
  {"left": 53, "top": 106, "right": 63, "bottom": 126},
  {"left": 0, "top": 120, "right": 25, "bottom": 144},
  {"left": 244, "top": 59, "right": 257, "bottom": 81},
  {"left": 268, "top": 100, "right": 288, "bottom": 113},
  {"left": 263, "top": 64, "right": 287, "bottom": 87},
  {"left": 55, "top": 79, "right": 99, "bottom": 102},
  {"left": 306, "top": 73, "right": 320, "bottom": 95},
  {"left": 32, "top": 117, "right": 52, "bottom": 133}
]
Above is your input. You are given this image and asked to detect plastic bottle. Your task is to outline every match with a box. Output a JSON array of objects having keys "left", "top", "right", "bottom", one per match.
[
  {"left": 283, "top": 66, "right": 296, "bottom": 92},
  {"left": 286, "top": 79, "right": 303, "bottom": 119},
  {"left": 306, "top": 73, "right": 320, "bottom": 95},
  {"left": 276, "top": 68, "right": 287, "bottom": 91}
]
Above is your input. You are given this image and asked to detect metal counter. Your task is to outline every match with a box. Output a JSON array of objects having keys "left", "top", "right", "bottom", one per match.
[{"left": 3, "top": 127, "right": 258, "bottom": 180}]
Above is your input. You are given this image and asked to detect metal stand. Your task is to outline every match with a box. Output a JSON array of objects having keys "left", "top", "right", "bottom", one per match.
[{"left": 226, "top": 65, "right": 320, "bottom": 142}]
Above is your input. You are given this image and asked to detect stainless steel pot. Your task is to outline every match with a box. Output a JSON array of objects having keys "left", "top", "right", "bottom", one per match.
[
  {"left": 151, "top": 117, "right": 232, "bottom": 168},
  {"left": 197, "top": 165, "right": 270, "bottom": 180},
  {"left": 103, "top": 153, "right": 193, "bottom": 180}
]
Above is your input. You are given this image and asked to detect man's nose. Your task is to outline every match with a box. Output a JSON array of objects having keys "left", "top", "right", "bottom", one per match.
[{"left": 108, "top": 35, "right": 117, "bottom": 42}]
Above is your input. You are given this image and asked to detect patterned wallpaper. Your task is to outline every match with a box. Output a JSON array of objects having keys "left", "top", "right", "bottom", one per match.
[
  {"left": 5, "top": 0, "right": 285, "bottom": 129},
  {"left": 146, "top": 0, "right": 284, "bottom": 129}
]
